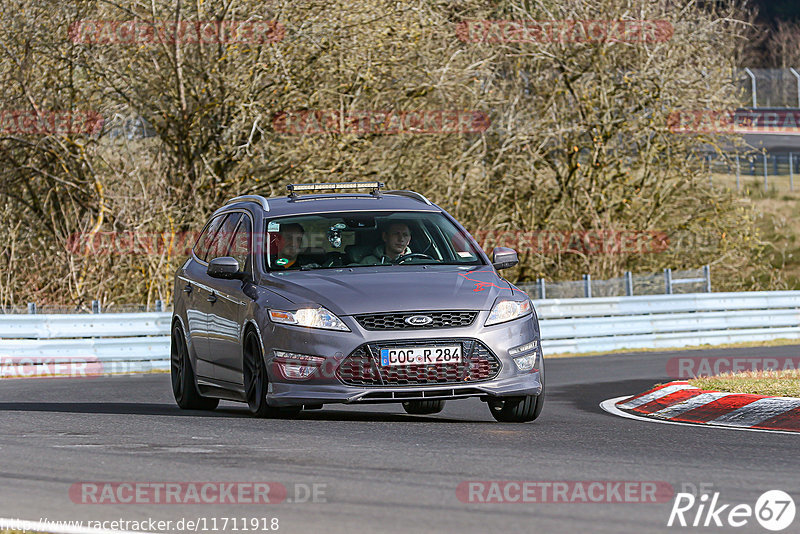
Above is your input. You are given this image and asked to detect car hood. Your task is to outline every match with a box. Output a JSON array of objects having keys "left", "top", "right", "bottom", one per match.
[{"left": 262, "top": 266, "right": 523, "bottom": 315}]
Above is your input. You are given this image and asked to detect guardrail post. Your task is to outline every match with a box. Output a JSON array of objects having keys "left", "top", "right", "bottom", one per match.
[
  {"left": 155, "top": 300, "right": 163, "bottom": 312},
  {"left": 664, "top": 268, "right": 673, "bottom": 294},
  {"left": 583, "top": 274, "right": 592, "bottom": 298},
  {"left": 624, "top": 271, "right": 633, "bottom": 296},
  {"left": 790, "top": 152, "right": 794, "bottom": 192},
  {"left": 27, "top": 302, "right": 36, "bottom": 314},
  {"left": 703, "top": 265, "right": 711, "bottom": 293},
  {"left": 763, "top": 153, "right": 768, "bottom": 192},
  {"left": 537, "top": 278, "right": 546, "bottom": 300},
  {"left": 92, "top": 300, "right": 101, "bottom": 314}
]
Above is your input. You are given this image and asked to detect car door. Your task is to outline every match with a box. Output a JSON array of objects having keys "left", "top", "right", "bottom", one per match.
[
  {"left": 180, "top": 213, "right": 227, "bottom": 379},
  {"left": 208, "top": 213, "right": 253, "bottom": 385},
  {"left": 203, "top": 212, "right": 245, "bottom": 382}
]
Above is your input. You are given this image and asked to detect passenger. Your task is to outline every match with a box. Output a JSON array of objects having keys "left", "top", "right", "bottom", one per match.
[
  {"left": 362, "top": 222, "right": 412, "bottom": 264},
  {"left": 272, "top": 223, "right": 305, "bottom": 269}
]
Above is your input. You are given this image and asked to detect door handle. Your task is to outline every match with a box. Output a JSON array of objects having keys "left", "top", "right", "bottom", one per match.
[
  {"left": 183, "top": 283, "right": 192, "bottom": 294},
  {"left": 207, "top": 293, "right": 217, "bottom": 304}
]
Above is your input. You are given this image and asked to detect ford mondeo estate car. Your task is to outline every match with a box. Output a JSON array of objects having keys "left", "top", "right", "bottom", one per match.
[{"left": 171, "top": 182, "right": 544, "bottom": 422}]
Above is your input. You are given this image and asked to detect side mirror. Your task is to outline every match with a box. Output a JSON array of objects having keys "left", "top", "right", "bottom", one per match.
[
  {"left": 492, "top": 247, "right": 518, "bottom": 270},
  {"left": 207, "top": 257, "right": 244, "bottom": 279}
]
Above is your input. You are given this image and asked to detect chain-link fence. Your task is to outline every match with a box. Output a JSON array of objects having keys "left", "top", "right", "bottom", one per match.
[
  {"left": 705, "top": 152, "right": 799, "bottom": 193},
  {"left": 518, "top": 266, "right": 711, "bottom": 299},
  {"left": 736, "top": 68, "right": 800, "bottom": 108}
]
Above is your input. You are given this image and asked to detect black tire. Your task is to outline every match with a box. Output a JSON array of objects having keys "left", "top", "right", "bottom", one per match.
[
  {"left": 243, "top": 330, "right": 301, "bottom": 419},
  {"left": 171, "top": 323, "right": 219, "bottom": 411},
  {"left": 488, "top": 358, "right": 545, "bottom": 423},
  {"left": 402, "top": 400, "right": 446, "bottom": 415}
]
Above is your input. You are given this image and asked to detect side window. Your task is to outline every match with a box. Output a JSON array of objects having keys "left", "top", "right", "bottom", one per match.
[
  {"left": 194, "top": 215, "right": 226, "bottom": 262},
  {"left": 226, "top": 215, "right": 252, "bottom": 271},
  {"left": 207, "top": 213, "right": 242, "bottom": 261}
]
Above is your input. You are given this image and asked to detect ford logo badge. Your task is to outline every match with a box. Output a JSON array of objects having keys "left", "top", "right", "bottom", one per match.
[{"left": 405, "top": 315, "right": 433, "bottom": 326}]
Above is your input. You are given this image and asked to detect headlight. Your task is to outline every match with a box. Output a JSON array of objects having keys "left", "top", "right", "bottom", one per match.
[
  {"left": 485, "top": 299, "right": 532, "bottom": 326},
  {"left": 268, "top": 307, "right": 350, "bottom": 331}
]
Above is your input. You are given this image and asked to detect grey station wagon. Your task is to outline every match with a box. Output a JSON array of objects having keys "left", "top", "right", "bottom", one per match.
[{"left": 171, "top": 182, "right": 544, "bottom": 422}]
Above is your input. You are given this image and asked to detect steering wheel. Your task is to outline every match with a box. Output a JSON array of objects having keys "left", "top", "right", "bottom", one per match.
[{"left": 395, "top": 253, "right": 435, "bottom": 264}]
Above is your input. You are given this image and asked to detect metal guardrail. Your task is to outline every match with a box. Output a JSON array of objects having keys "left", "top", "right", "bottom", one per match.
[
  {"left": 535, "top": 291, "right": 800, "bottom": 354},
  {"left": 0, "top": 292, "right": 798, "bottom": 373}
]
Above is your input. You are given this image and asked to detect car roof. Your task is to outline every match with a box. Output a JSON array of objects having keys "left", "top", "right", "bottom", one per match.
[{"left": 217, "top": 192, "right": 443, "bottom": 218}]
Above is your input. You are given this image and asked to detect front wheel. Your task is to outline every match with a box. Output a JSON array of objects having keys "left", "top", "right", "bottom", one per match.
[
  {"left": 243, "top": 330, "right": 301, "bottom": 419},
  {"left": 171, "top": 323, "right": 219, "bottom": 411},
  {"left": 403, "top": 400, "right": 446, "bottom": 415},
  {"left": 488, "top": 395, "right": 541, "bottom": 422},
  {"left": 488, "top": 359, "right": 545, "bottom": 423}
]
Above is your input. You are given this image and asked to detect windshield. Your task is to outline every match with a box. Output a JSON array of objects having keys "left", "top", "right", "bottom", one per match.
[{"left": 263, "top": 211, "right": 485, "bottom": 271}]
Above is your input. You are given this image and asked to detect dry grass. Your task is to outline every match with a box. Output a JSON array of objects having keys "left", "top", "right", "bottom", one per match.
[
  {"left": 689, "top": 369, "right": 800, "bottom": 397},
  {"left": 711, "top": 171, "right": 800, "bottom": 288}
]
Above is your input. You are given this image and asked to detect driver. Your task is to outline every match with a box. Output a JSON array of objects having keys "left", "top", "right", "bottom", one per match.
[
  {"left": 362, "top": 222, "right": 412, "bottom": 264},
  {"left": 271, "top": 223, "right": 306, "bottom": 269}
]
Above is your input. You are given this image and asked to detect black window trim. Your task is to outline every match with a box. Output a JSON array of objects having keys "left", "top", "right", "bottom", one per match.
[{"left": 192, "top": 209, "right": 254, "bottom": 272}]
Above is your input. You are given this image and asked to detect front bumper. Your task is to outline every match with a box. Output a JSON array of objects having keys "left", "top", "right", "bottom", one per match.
[
  {"left": 267, "top": 370, "right": 542, "bottom": 406},
  {"left": 263, "top": 310, "right": 542, "bottom": 407}
]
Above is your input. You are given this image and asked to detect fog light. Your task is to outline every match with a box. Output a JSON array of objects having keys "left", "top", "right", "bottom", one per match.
[
  {"left": 513, "top": 354, "right": 537, "bottom": 372},
  {"left": 273, "top": 351, "right": 325, "bottom": 380},
  {"left": 509, "top": 340, "right": 538, "bottom": 356}
]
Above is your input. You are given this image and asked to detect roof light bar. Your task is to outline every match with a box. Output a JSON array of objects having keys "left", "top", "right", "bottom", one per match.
[{"left": 287, "top": 182, "right": 385, "bottom": 198}]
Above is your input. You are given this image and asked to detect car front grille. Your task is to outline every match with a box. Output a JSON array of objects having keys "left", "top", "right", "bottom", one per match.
[
  {"left": 336, "top": 338, "right": 501, "bottom": 387},
  {"left": 354, "top": 311, "right": 478, "bottom": 330}
]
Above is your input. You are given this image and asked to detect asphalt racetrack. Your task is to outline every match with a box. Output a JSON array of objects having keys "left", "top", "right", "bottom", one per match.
[{"left": 1, "top": 345, "right": 799, "bottom": 534}]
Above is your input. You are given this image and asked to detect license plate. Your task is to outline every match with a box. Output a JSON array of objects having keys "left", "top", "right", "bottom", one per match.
[{"left": 380, "top": 345, "right": 462, "bottom": 366}]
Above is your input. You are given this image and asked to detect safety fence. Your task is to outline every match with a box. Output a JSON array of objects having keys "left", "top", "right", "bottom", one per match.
[{"left": 1, "top": 291, "right": 798, "bottom": 377}]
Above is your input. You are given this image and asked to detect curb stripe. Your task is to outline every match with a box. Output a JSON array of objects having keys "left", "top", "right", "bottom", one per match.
[
  {"left": 709, "top": 397, "right": 800, "bottom": 427},
  {"left": 617, "top": 383, "right": 695, "bottom": 410},
  {"left": 650, "top": 392, "right": 730, "bottom": 419},
  {"left": 754, "top": 406, "right": 800, "bottom": 431},
  {"left": 614, "top": 381, "right": 800, "bottom": 433},
  {"left": 601, "top": 396, "right": 800, "bottom": 435},
  {"left": 633, "top": 388, "right": 706, "bottom": 414},
  {"left": 670, "top": 394, "right": 761, "bottom": 423}
]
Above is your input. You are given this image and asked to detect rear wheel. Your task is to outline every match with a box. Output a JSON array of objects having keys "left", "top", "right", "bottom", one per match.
[
  {"left": 243, "top": 330, "right": 301, "bottom": 419},
  {"left": 402, "top": 400, "right": 446, "bottom": 415},
  {"left": 488, "top": 359, "right": 545, "bottom": 423},
  {"left": 171, "top": 323, "right": 219, "bottom": 411}
]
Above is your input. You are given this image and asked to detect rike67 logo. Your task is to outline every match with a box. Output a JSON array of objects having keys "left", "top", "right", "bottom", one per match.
[{"left": 668, "top": 490, "right": 796, "bottom": 531}]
